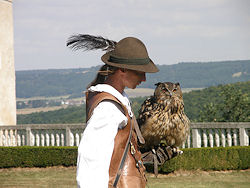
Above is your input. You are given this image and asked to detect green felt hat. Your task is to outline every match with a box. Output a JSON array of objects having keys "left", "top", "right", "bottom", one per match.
[{"left": 101, "top": 37, "right": 159, "bottom": 73}]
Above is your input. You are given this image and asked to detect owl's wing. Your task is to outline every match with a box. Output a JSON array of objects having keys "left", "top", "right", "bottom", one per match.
[{"left": 137, "top": 96, "right": 155, "bottom": 128}]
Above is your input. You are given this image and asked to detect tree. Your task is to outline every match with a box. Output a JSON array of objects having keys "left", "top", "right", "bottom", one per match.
[
  {"left": 199, "top": 84, "right": 250, "bottom": 122},
  {"left": 218, "top": 85, "right": 250, "bottom": 122}
]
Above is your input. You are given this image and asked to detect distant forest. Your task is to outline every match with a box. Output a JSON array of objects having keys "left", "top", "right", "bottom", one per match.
[
  {"left": 16, "top": 60, "right": 250, "bottom": 98},
  {"left": 17, "top": 81, "right": 250, "bottom": 124}
]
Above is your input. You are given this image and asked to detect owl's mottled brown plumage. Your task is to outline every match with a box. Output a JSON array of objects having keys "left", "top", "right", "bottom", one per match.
[{"left": 138, "top": 82, "right": 190, "bottom": 151}]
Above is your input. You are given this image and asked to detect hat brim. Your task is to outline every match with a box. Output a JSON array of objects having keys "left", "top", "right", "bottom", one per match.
[{"left": 101, "top": 52, "right": 159, "bottom": 73}]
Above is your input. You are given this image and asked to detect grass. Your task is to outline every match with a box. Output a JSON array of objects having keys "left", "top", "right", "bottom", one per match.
[{"left": 0, "top": 167, "right": 249, "bottom": 188}]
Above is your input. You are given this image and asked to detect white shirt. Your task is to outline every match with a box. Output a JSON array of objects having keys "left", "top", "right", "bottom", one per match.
[{"left": 76, "top": 84, "right": 133, "bottom": 188}]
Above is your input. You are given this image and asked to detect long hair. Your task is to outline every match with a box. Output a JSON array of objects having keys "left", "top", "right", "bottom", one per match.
[{"left": 87, "top": 65, "right": 118, "bottom": 89}]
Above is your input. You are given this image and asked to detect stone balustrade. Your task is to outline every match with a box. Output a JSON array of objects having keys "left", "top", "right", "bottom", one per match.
[
  {"left": 0, "top": 122, "right": 249, "bottom": 148},
  {"left": 0, "top": 124, "right": 85, "bottom": 147},
  {"left": 182, "top": 122, "right": 249, "bottom": 148}
]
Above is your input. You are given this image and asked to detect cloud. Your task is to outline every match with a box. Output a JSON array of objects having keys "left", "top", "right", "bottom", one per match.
[{"left": 13, "top": 0, "right": 250, "bottom": 70}]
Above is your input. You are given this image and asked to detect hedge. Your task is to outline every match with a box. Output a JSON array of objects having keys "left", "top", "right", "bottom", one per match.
[
  {"left": 0, "top": 146, "right": 249, "bottom": 173},
  {"left": 159, "top": 146, "right": 250, "bottom": 173},
  {"left": 0, "top": 146, "right": 77, "bottom": 168}
]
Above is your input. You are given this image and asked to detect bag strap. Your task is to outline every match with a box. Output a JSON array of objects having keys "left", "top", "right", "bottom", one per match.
[
  {"left": 112, "top": 118, "right": 133, "bottom": 187},
  {"left": 132, "top": 115, "right": 145, "bottom": 144}
]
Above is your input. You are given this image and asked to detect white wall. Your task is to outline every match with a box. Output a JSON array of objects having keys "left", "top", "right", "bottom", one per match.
[{"left": 0, "top": 0, "right": 16, "bottom": 125}]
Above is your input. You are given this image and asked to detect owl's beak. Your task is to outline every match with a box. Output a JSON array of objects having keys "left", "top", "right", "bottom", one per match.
[{"left": 166, "top": 88, "right": 173, "bottom": 97}]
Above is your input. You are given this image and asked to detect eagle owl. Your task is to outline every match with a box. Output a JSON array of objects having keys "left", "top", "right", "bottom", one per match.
[{"left": 138, "top": 82, "right": 190, "bottom": 151}]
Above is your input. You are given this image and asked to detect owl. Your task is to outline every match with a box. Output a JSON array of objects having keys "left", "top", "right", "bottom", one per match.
[{"left": 138, "top": 82, "right": 190, "bottom": 151}]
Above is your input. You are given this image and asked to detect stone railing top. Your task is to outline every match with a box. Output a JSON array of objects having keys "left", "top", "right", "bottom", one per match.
[
  {"left": 0, "top": 122, "right": 249, "bottom": 130},
  {"left": 0, "top": 124, "right": 86, "bottom": 130},
  {"left": 190, "top": 122, "right": 250, "bottom": 129}
]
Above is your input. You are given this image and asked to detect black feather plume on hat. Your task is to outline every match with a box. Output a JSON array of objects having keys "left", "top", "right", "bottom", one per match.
[{"left": 66, "top": 34, "right": 117, "bottom": 51}]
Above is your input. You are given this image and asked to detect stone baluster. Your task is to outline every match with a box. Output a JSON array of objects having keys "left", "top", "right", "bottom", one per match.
[
  {"left": 182, "top": 141, "right": 185, "bottom": 148},
  {"left": 240, "top": 128, "right": 249, "bottom": 146},
  {"left": 61, "top": 133, "right": 64, "bottom": 146},
  {"left": 9, "top": 129, "right": 13, "bottom": 146},
  {"left": 209, "top": 129, "right": 214, "bottom": 147},
  {"left": 221, "top": 129, "right": 226, "bottom": 147},
  {"left": 233, "top": 129, "right": 237, "bottom": 146},
  {"left": 22, "top": 134, "right": 25, "bottom": 145},
  {"left": 2, "top": 134, "right": 6, "bottom": 146},
  {"left": 51, "top": 132, "right": 55, "bottom": 146},
  {"left": 30, "top": 130, "right": 35, "bottom": 146},
  {"left": 215, "top": 129, "right": 220, "bottom": 147},
  {"left": 75, "top": 133, "right": 80, "bottom": 146},
  {"left": 56, "top": 133, "right": 60, "bottom": 146},
  {"left": 227, "top": 129, "right": 232, "bottom": 147},
  {"left": 36, "top": 133, "right": 40, "bottom": 146},
  {"left": 187, "top": 134, "right": 191, "bottom": 148},
  {"left": 14, "top": 129, "right": 17, "bottom": 146},
  {"left": 66, "top": 127, "right": 74, "bottom": 146},
  {"left": 5, "top": 130, "right": 9, "bottom": 146},
  {"left": 7, "top": 131, "right": 11, "bottom": 146},
  {"left": 12, "top": 132, "right": 16, "bottom": 146},
  {"left": 17, "top": 134, "right": 21, "bottom": 146},
  {"left": 202, "top": 129, "right": 208, "bottom": 147},
  {"left": 192, "top": 129, "right": 201, "bottom": 148},
  {"left": 46, "top": 131, "right": 50, "bottom": 146},
  {"left": 70, "top": 131, "right": 74, "bottom": 146},
  {"left": 41, "top": 133, "right": 45, "bottom": 146},
  {"left": 26, "top": 127, "right": 31, "bottom": 146}
]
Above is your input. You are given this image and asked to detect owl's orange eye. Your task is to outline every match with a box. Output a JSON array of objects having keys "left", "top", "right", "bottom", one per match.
[{"left": 173, "top": 88, "right": 177, "bottom": 92}]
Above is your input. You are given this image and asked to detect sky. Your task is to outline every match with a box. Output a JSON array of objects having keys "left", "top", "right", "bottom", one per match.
[{"left": 13, "top": 0, "right": 250, "bottom": 71}]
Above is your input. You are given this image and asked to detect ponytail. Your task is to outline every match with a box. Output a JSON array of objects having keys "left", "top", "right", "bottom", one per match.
[{"left": 87, "top": 65, "right": 117, "bottom": 89}]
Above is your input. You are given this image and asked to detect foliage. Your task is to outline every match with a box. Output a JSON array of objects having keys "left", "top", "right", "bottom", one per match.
[
  {"left": 1, "top": 146, "right": 249, "bottom": 173},
  {"left": 17, "top": 98, "right": 145, "bottom": 124},
  {"left": 197, "top": 83, "right": 250, "bottom": 122},
  {"left": 16, "top": 67, "right": 98, "bottom": 98},
  {"left": 0, "top": 146, "right": 77, "bottom": 168},
  {"left": 183, "top": 81, "right": 250, "bottom": 122},
  {"left": 130, "top": 96, "right": 148, "bottom": 117},
  {"left": 17, "top": 106, "right": 86, "bottom": 124},
  {"left": 157, "top": 146, "right": 250, "bottom": 173},
  {"left": 16, "top": 60, "right": 250, "bottom": 98},
  {"left": 17, "top": 81, "right": 250, "bottom": 124}
]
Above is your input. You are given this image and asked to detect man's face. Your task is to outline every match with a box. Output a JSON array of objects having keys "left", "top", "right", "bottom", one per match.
[{"left": 123, "top": 69, "right": 146, "bottom": 89}]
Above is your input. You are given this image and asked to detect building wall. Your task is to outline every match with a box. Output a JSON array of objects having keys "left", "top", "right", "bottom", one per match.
[{"left": 0, "top": 0, "right": 16, "bottom": 125}]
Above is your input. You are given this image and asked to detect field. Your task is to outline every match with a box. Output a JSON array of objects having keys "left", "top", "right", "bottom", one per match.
[
  {"left": 16, "top": 88, "right": 203, "bottom": 115},
  {"left": 16, "top": 106, "right": 66, "bottom": 115},
  {"left": 0, "top": 167, "right": 249, "bottom": 188}
]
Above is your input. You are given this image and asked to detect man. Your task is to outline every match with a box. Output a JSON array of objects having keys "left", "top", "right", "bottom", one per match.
[{"left": 67, "top": 35, "right": 158, "bottom": 187}]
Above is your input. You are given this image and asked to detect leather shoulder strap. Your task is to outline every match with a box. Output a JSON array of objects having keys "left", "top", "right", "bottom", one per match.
[{"left": 86, "top": 91, "right": 127, "bottom": 122}]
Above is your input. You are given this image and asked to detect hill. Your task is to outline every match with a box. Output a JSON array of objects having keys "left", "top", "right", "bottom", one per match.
[
  {"left": 17, "top": 81, "right": 250, "bottom": 124},
  {"left": 16, "top": 60, "right": 250, "bottom": 98}
]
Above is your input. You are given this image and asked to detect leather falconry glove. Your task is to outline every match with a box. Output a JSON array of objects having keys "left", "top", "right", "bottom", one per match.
[{"left": 141, "top": 144, "right": 183, "bottom": 177}]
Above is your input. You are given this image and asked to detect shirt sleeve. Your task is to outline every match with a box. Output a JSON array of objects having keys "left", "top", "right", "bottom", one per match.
[{"left": 76, "top": 100, "right": 128, "bottom": 188}]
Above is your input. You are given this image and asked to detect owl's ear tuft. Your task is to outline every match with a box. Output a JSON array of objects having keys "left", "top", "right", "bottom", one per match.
[
  {"left": 155, "top": 82, "right": 163, "bottom": 86},
  {"left": 176, "top": 82, "right": 180, "bottom": 86}
]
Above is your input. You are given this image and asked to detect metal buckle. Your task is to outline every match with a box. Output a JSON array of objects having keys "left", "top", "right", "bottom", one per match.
[
  {"left": 130, "top": 141, "right": 136, "bottom": 155},
  {"left": 136, "top": 160, "right": 143, "bottom": 168}
]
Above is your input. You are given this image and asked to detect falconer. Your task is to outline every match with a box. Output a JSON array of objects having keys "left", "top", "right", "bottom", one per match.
[{"left": 67, "top": 35, "right": 158, "bottom": 188}]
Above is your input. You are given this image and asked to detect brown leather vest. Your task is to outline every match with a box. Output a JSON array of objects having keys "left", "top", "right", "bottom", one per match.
[{"left": 86, "top": 91, "right": 146, "bottom": 188}]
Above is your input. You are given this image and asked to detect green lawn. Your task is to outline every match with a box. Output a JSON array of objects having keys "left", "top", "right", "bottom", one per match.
[{"left": 0, "top": 167, "right": 249, "bottom": 188}]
